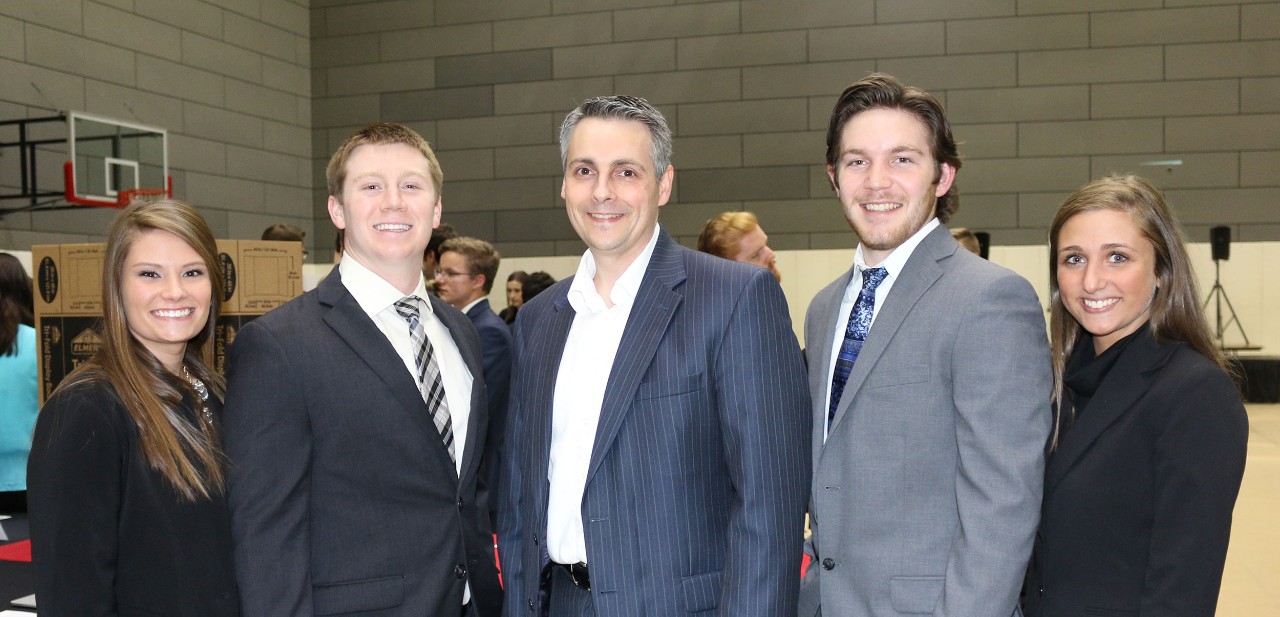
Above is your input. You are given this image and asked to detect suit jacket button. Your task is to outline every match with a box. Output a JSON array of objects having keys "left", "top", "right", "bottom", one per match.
[
  {"left": 528, "top": 599, "right": 535, "bottom": 611},
  {"left": 821, "top": 558, "right": 836, "bottom": 570},
  {"left": 455, "top": 564, "right": 467, "bottom": 578},
  {"left": 533, "top": 532, "right": 539, "bottom": 546},
  {"left": 457, "top": 498, "right": 464, "bottom": 509}
]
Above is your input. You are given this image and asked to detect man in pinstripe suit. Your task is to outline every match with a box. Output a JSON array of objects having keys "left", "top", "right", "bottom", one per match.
[{"left": 497, "top": 95, "right": 811, "bottom": 617}]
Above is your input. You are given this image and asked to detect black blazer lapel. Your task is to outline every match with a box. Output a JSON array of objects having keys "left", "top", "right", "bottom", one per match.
[
  {"left": 1044, "top": 332, "right": 1175, "bottom": 493},
  {"left": 585, "top": 231, "right": 685, "bottom": 485},
  {"left": 316, "top": 268, "right": 458, "bottom": 476}
]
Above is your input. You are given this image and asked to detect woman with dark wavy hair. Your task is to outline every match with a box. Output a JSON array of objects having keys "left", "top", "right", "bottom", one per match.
[
  {"left": 1025, "top": 175, "right": 1247, "bottom": 617},
  {"left": 0, "top": 252, "right": 37, "bottom": 513},
  {"left": 27, "top": 200, "right": 239, "bottom": 616}
]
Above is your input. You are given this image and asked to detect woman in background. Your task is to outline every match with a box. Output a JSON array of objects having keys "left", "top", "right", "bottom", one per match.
[
  {"left": 0, "top": 252, "right": 37, "bottom": 513},
  {"left": 1024, "top": 175, "right": 1248, "bottom": 617},
  {"left": 27, "top": 200, "right": 239, "bottom": 616},
  {"left": 500, "top": 270, "right": 527, "bottom": 325}
]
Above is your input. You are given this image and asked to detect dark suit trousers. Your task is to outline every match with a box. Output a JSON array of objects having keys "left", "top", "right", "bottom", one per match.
[{"left": 547, "top": 566, "right": 595, "bottom": 617}]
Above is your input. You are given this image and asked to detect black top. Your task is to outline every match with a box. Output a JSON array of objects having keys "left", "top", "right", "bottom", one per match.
[
  {"left": 1061, "top": 322, "right": 1149, "bottom": 430},
  {"left": 27, "top": 378, "right": 239, "bottom": 617},
  {"left": 1025, "top": 329, "right": 1248, "bottom": 617}
]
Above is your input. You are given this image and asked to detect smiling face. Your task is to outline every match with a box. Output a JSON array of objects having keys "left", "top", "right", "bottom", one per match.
[
  {"left": 122, "top": 229, "right": 212, "bottom": 371},
  {"left": 561, "top": 117, "right": 673, "bottom": 271},
  {"left": 828, "top": 107, "right": 955, "bottom": 266},
  {"left": 328, "top": 142, "right": 441, "bottom": 293},
  {"left": 1056, "top": 208, "right": 1159, "bottom": 354}
]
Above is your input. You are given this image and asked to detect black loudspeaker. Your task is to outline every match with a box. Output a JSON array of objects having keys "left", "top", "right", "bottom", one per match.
[
  {"left": 975, "top": 231, "right": 991, "bottom": 260},
  {"left": 1210, "top": 226, "right": 1231, "bottom": 261}
]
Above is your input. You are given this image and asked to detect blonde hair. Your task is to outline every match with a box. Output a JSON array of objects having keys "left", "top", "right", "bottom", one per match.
[{"left": 56, "top": 199, "right": 227, "bottom": 500}]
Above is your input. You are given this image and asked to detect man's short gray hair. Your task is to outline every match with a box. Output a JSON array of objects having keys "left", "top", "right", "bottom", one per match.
[{"left": 559, "top": 95, "right": 673, "bottom": 179}]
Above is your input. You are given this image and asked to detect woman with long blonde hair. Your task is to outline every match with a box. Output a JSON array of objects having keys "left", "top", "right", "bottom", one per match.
[
  {"left": 1024, "top": 175, "right": 1247, "bottom": 617},
  {"left": 27, "top": 199, "right": 239, "bottom": 616}
]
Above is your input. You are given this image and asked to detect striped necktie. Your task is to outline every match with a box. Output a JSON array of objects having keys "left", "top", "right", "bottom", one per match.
[
  {"left": 394, "top": 297, "right": 455, "bottom": 462},
  {"left": 828, "top": 267, "right": 888, "bottom": 429}
]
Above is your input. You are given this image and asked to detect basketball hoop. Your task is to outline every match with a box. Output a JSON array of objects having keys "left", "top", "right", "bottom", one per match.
[{"left": 119, "top": 186, "right": 170, "bottom": 207}]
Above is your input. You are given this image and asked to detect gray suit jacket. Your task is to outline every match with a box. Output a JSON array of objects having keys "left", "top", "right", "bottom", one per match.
[
  {"left": 498, "top": 231, "right": 811, "bottom": 617},
  {"left": 223, "top": 267, "right": 502, "bottom": 616},
  {"left": 799, "top": 226, "right": 1051, "bottom": 617}
]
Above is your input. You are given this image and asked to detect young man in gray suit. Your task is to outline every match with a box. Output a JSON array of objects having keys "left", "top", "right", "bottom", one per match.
[
  {"left": 222, "top": 123, "right": 502, "bottom": 616},
  {"left": 799, "top": 74, "right": 1052, "bottom": 617},
  {"left": 498, "top": 95, "right": 810, "bottom": 617}
]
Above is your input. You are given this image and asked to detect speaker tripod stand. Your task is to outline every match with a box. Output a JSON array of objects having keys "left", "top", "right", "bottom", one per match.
[{"left": 1202, "top": 259, "right": 1257, "bottom": 350}]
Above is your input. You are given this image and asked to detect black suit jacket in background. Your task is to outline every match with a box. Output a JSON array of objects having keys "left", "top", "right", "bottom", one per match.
[
  {"left": 222, "top": 267, "right": 502, "bottom": 616},
  {"left": 465, "top": 298, "right": 512, "bottom": 525}
]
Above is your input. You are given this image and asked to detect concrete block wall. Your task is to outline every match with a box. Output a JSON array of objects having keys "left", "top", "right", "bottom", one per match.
[
  {"left": 0, "top": 0, "right": 312, "bottom": 253},
  {"left": 312, "top": 0, "right": 1280, "bottom": 261}
]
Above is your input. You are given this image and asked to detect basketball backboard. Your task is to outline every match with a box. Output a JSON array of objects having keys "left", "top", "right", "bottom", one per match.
[{"left": 64, "top": 112, "right": 169, "bottom": 207}]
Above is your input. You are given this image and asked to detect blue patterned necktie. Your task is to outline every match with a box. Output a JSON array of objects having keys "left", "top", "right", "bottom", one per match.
[
  {"left": 828, "top": 267, "right": 888, "bottom": 428},
  {"left": 394, "top": 297, "right": 456, "bottom": 462}
]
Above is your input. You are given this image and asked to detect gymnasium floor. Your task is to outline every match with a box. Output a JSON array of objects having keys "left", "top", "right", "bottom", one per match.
[{"left": 1219, "top": 403, "right": 1280, "bottom": 615}]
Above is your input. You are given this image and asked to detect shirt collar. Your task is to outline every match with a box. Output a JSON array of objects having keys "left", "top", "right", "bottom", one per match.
[
  {"left": 854, "top": 217, "right": 940, "bottom": 280},
  {"left": 339, "top": 253, "right": 433, "bottom": 318},
  {"left": 567, "top": 223, "right": 662, "bottom": 314},
  {"left": 459, "top": 297, "right": 485, "bottom": 314}
]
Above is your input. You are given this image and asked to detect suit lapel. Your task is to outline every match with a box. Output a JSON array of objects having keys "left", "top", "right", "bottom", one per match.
[
  {"left": 317, "top": 269, "right": 432, "bottom": 438},
  {"left": 430, "top": 294, "right": 484, "bottom": 486},
  {"left": 1044, "top": 332, "right": 1172, "bottom": 493},
  {"left": 827, "top": 226, "right": 950, "bottom": 435},
  {"left": 529, "top": 287, "right": 577, "bottom": 524},
  {"left": 585, "top": 232, "right": 685, "bottom": 486}
]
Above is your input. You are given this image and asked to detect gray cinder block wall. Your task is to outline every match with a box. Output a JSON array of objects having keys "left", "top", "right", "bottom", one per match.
[
  {"left": 313, "top": 0, "right": 1280, "bottom": 260},
  {"left": 3, "top": 0, "right": 1277, "bottom": 261},
  {"left": 0, "top": 0, "right": 312, "bottom": 249}
]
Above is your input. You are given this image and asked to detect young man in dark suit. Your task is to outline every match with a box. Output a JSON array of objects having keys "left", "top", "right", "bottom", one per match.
[
  {"left": 222, "top": 123, "right": 502, "bottom": 616},
  {"left": 435, "top": 236, "right": 513, "bottom": 528},
  {"left": 498, "top": 95, "right": 811, "bottom": 617}
]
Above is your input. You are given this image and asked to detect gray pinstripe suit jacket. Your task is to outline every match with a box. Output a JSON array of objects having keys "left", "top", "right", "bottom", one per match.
[
  {"left": 799, "top": 225, "right": 1052, "bottom": 617},
  {"left": 498, "top": 230, "right": 811, "bottom": 617}
]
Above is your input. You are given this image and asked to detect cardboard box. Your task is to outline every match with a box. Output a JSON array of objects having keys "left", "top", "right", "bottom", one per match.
[
  {"left": 216, "top": 240, "right": 304, "bottom": 313},
  {"left": 33, "top": 240, "right": 301, "bottom": 404},
  {"left": 32, "top": 243, "right": 107, "bottom": 315}
]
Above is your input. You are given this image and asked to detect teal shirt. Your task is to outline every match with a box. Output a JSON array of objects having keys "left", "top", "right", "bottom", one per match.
[{"left": 0, "top": 324, "right": 38, "bottom": 491}]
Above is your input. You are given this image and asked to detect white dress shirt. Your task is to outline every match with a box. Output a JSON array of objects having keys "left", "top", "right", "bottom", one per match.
[
  {"left": 339, "top": 256, "right": 474, "bottom": 476},
  {"left": 824, "top": 217, "right": 940, "bottom": 440},
  {"left": 546, "top": 223, "right": 661, "bottom": 565}
]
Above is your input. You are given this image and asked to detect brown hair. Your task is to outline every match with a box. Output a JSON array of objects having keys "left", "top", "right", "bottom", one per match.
[
  {"left": 1048, "top": 175, "right": 1228, "bottom": 447},
  {"left": 439, "top": 236, "right": 501, "bottom": 293},
  {"left": 56, "top": 199, "right": 227, "bottom": 500},
  {"left": 825, "top": 73, "right": 962, "bottom": 222},
  {"left": 696, "top": 211, "right": 760, "bottom": 260},
  {"left": 0, "top": 252, "right": 34, "bottom": 356},
  {"left": 326, "top": 123, "right": 442, "bottom": 203}
]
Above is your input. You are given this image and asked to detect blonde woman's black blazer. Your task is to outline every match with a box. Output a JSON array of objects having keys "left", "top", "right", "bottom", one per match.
[{"left": 1025, "top": 332, "right": 1248, "bottom": 617}]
